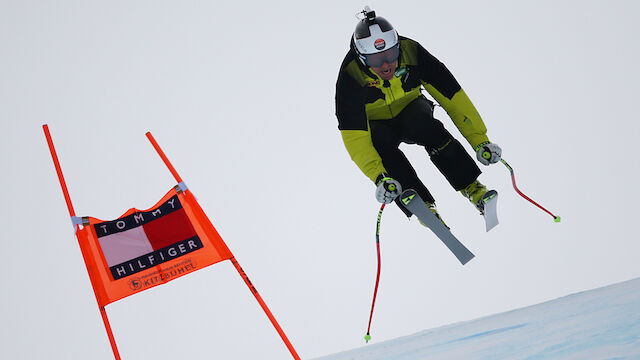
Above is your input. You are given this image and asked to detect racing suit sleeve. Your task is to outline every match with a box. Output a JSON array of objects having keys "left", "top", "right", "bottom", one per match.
[
  {"left": 335, "top": 67, "right": 387, "bottom": 183},
  {"left": 416, "top": 43, "right": 490, "bottom": 150}
]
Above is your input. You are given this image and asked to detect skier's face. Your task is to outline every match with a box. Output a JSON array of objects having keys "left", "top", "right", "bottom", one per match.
[{"left": 370, "top": 60, "right": 397, "bottom": 81}]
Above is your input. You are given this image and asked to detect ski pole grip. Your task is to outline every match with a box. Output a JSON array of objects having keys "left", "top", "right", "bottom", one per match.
[{"left": 481, "top": 146, "right": 492, "bottom": 160}]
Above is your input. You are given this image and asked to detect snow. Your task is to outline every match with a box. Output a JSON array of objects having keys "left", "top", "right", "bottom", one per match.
[{"left": 314, "top": 277, "right": 640, "bottom": 359}]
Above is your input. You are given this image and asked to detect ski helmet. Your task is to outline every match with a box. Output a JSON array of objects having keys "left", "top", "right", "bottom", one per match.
[{"left": 353, "top": 6, "right": 399, "bottom": 67}]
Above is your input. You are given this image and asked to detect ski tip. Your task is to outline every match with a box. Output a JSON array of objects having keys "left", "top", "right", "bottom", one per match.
[
  {"left": 554, "top": 216, "right": 561, "bottom": 223},
  {"left": 460, "top": 254, "right": 475, "bottom": 265},
  {"left": 364, "top": 334, "right": 371, "bottom": 343},
  {"left": 485, "top": 223, "right": 498, "bottom": 232}
]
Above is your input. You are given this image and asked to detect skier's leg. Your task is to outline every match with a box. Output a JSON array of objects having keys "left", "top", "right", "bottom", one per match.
[
  {"left": 398, "top": 96, "right": 481, "bottom": 191},
  {"left": 369, "top": 119, "right": 435, "bottom": 217}
]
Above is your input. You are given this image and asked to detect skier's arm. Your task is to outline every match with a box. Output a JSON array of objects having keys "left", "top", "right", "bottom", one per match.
[
  {"left": 340, "top": 129, "right": 386, "bottom": 183},
  {"left": 417, "top": 45, "right": 490, "bottom": 150},
  {"left": 336, "top": 69, "right": 387, "bottom": 183},
  {"left": 425, "top": 87, "right": 489, "bottom": 150}
]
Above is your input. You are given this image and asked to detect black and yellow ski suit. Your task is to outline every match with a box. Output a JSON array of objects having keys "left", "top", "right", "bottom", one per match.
[{"left": 335, "top": 36, "right": 490, "bottom": 208}]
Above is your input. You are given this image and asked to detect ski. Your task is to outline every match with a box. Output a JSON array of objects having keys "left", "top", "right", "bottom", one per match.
[
  {"left": 400, "top": 189, "right": 475, "bottom": 265},
  {"left": 481, "top": 190, "right": 499, "bottom": 232}
]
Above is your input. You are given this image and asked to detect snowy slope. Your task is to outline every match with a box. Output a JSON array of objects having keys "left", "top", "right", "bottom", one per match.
[{"left": 314, "top": 278, "right": 640, "bottom": 359}]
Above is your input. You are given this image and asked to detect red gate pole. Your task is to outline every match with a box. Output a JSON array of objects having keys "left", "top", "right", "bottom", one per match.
[
  {"left": 42, "top": 124, "right": 122, "bottom": 360},
  {"left": 145, "top": 132, "right": 301, "bottom": 360},
  {"left": 230, "top": 257, "right": 302, "bottom": 360}
]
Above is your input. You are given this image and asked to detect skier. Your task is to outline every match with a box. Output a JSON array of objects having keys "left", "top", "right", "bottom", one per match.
[{"left": 335, "top": 6, "right": 502, "bottom": 224}]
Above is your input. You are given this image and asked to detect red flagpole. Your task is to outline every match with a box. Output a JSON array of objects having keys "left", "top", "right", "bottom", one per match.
[
  {"left": 42, "top": 125, "right": 122, "bottom": 360},
  {"left": 145, "top": 132, "right": 183, "bottom": 183},
  {"left": 230, "top": 257, "right": 301, "bottom": 359},
  {"left": 145, "top": 132, "right": 301, "bottom": 360},
  {"left": 43, "top": 125, "right": 76, "bottom": 218}
]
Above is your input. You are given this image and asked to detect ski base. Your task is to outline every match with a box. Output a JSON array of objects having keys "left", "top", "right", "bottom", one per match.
[
  {"left": 400, "top": 189, "right": 475, "bottom": 265},
  {"left": 482, "top": 191, "right": 499, "bottom": 232}
]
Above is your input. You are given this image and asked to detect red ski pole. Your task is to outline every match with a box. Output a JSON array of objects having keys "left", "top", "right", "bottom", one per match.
[
  {"left": 365, "top": 203, "right": 385, "bottom": 343},
  {"left": 500, "top": 158, "right": 561, "bottom": 222}
]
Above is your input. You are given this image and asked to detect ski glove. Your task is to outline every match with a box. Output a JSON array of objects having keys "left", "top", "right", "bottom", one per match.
[
  {"left": 475, "top": 142, "right": 502, "bottom": 166},
  {"left": 375, "top": 173, "right": 402, "bottom": 204}
]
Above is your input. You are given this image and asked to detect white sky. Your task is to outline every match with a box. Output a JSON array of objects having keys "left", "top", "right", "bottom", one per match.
[{"left": 1, "top": 1, "right": 639, "bottom": 359}]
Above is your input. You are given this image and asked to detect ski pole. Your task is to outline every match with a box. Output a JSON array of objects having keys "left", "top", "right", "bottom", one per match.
[
  {"left": 499, "top": 158, "right": 561, "bottom": 222},
  {"left": 365, "top": 203, "right": 385, "bottom": 343}
]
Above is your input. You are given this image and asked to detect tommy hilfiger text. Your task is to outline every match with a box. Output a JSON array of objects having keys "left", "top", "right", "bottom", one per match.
[{"left": 110, "top": 236, "right": 203, "bottom": 280}]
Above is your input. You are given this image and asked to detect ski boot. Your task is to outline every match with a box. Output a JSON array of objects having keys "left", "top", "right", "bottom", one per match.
[
  {"left": 460, "top": 180, "right": 497, "bottom": 215},
  {"left": 418, "top": 202, "right": 449, "bottom": 229}
]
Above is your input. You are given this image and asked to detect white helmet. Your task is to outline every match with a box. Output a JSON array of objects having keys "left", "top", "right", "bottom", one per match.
[{"left": 352, "top": 6, "right": 399, "bottom": 65}]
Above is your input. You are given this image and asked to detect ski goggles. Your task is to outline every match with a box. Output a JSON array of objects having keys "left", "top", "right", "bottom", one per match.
[{"left": 362, "top": 45, "right": 400, "bottom": 68}]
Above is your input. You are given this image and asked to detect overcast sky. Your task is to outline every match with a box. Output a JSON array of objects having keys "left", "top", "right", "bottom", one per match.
[{"left": 2, "top": 1, "right": 640, "bottom": 359}]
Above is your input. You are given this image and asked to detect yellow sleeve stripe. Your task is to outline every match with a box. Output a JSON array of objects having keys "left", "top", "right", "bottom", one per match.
[
  {"left": 423, "top": 85, "right": 490, "bottom": 149},
  {"left": 340, "top": 129, "right": 387, "bottom": 183}
]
